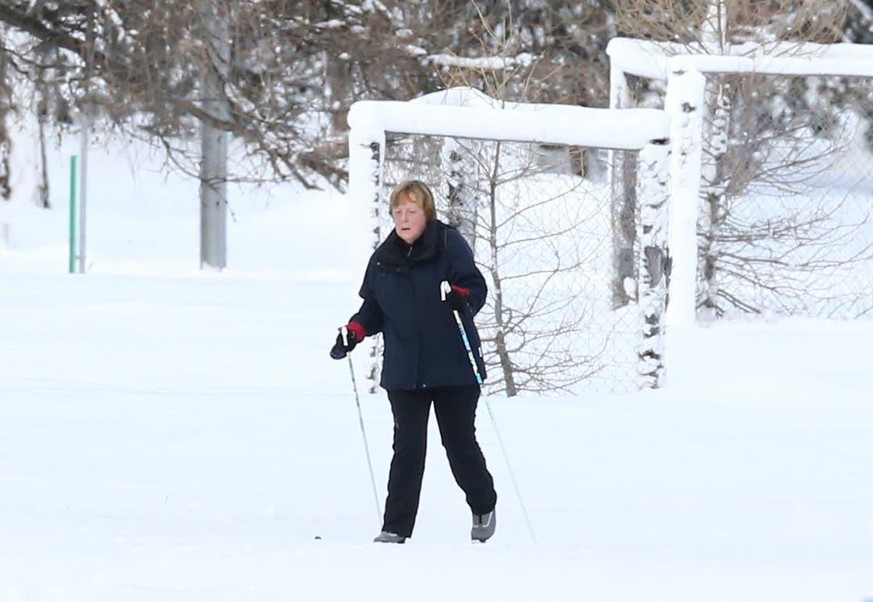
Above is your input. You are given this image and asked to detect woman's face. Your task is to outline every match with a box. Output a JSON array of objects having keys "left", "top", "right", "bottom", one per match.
[{"left": 392, "top": 199, "right": 427, "bottom": 244}]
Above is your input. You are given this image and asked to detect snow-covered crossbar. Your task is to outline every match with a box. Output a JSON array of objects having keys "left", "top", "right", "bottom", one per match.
[
  {"left": 347, "top": 87, "right": 671, "bottom": 389},
  {"left": 349, "top": 95, "right": 670, "bottom": 149}
]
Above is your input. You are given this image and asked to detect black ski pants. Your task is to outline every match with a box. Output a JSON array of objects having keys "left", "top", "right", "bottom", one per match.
[{"left": 381, "top": 384, "right": 497, "bottom": 538}]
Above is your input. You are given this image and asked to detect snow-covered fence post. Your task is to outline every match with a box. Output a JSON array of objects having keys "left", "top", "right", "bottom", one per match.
[
  {"left": 637, "top": 139, "right": 670, "bottom": 389},
  {"left": 664, "top": 61, "right": 706, "bottom": 328},
  {"left": 347, "top": 104, "right": 385, "bottom": 393}
]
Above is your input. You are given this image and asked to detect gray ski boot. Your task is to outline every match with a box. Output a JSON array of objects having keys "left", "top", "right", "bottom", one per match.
[
  {"left": 471, "top": 508, "right": 496, "bottom": 543},
  {"left": 373, "top": 531, "right": 407, "bottom": 544}
]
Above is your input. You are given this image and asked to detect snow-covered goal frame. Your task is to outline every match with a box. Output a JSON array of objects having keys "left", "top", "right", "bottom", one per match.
[
  {"left": 347, "top": 87, "right": 671, "bottom": 389},
  {"left": 608, "top": 38, "right": 873, "bottom": 327}
]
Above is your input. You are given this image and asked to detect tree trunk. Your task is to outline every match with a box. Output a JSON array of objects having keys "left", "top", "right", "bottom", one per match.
[
  {"left": 441, "top": 138, "right": 479, "bottom": 251},
  {"left": 609, "top": 67, "right": 637, "bottom": 309},
  {"left": 484, "top": 142, "right": 517, "bottom": 396},
  {"left": 698, "top": 79, "right": 731, "bottom": 320},
  {"left": 36, "top": 98, "right": 50, "bottom": 208},
  {"left": 697, "top": 0, "right": 730, "bottom": 319},
  {"left": 636, "top": 140, "right": 671, "bottom": 389},
  {"left": 0, "top": 123, "right": 10, "bottom": 201},
  {"left": 0, "top": 51, "right": 11, "bottom": 202}
]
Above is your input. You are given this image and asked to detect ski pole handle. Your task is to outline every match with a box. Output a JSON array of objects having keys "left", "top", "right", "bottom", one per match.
[
  {"left": 340, "top": 325, "right": 349, "bottom": 347},
  {"left": 440, "top": 281, "right": 483, "bottom": 385},
  {"left": 440, "top": 280, "right": 451, "bottom": 302}
]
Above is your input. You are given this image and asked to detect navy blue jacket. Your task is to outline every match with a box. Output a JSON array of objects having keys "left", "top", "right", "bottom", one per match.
[{"left": 351, "top": 220, "right": 487, "bottom": 391}]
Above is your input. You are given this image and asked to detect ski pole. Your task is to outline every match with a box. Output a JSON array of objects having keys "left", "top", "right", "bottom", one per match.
[
  {"left": 482, "top": 399, "right": 537, "bottom": 543},
  {"left": 440, "top": 281, "right": 483, "bottom": 384},
  {"left": 342, "top": 327, "right": 382, "bottom": 524},
  {"left": 439, "top": 282, "right": 537, "bottom": 543}
]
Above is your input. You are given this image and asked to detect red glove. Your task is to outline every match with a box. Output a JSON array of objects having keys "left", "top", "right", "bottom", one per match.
[{"left": 445, "top": 285, "right": 471, "bottom": 312}]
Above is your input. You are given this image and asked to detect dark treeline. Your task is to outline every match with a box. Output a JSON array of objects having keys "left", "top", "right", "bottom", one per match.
[{"left": 0, "top": 0, "right": 870, "bottom": 196}]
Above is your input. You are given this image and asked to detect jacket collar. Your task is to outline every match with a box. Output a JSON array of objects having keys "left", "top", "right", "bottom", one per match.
[{"left": 376, "top": 220, "right": 444, "bottom": 266}]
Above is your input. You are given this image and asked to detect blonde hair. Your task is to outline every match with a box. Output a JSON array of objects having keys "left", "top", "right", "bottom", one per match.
[{"left": 389, "top": 180, "right": 436, "bottom": 221}]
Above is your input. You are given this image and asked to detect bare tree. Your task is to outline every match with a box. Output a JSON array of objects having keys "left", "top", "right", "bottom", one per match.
[
  {"left": 471, "top": 142, "right": 609, "bottom": 395},
  {"left": 0, "top": 1, "right": 621, "bottom": 192},
  {"left": 615, "top": 0, "right": 869, "bottom": 319},
  {"left": 614, "top": 0, "right": 847, "bottom": 46},
  {"left": 846, "top": 0, "right": 873, "bottom": 43},
  {"left": 700, "top": 72, "right": 873, "bottom": 317}
]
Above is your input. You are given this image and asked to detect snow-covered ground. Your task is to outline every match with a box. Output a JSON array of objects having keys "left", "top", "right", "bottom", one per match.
[{"left": 1, "top": 138, "right": 872, "bottom": 601}]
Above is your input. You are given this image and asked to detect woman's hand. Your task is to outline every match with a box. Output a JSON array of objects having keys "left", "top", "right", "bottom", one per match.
[
  {"left": 329, "top": 322, "right": 366, "bottom": 359},
  {"left": 443, "top": 283, "right": 472, "bottom": 314}
]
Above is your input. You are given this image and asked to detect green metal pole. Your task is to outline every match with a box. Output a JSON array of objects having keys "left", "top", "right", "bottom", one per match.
[{"left": 69, "top": 155, "right": 78, "bottom": 274}]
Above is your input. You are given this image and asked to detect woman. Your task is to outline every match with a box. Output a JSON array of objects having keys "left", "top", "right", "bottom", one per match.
[{"left": 330, "top": 180, "right": 497, "bottom": 544}]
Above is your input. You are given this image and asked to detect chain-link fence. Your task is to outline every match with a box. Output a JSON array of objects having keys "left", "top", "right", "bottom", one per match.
[
  {"left": 377, "top": 135, "right": 644, "bottom": 396},
  {"left": 698, "top": 73, "right": 873, "bottom": 320},
  {"left": 629, "top": 70, "right": 873, "bottom": 320}
]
